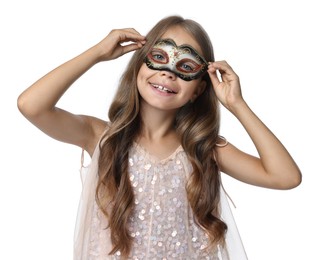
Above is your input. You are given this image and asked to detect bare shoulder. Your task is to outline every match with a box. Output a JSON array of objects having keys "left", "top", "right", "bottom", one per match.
[
  {"left": 82, "top": 115, "right": 108, "bottom": 156},
  {"left": 215, "top": 140, "right": 263, "bottom": 185}
]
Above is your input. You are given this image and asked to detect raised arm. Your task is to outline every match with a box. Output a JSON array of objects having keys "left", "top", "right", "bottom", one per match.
[
  {"left": 17, "top": 29, "right": 146, "bottom": 156},
  {"left": 208, "top": 61, "right": 302, "bottom": 189}
]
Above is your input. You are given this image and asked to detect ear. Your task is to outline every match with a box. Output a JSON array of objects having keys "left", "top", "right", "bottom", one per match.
[{"left": 191, "top": 80, "right": 207, "bottom": 102}]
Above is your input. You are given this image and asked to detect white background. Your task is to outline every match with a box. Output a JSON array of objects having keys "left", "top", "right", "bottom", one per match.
[{"left": 1, "top": 0, "right": 318, "bottom": 259}]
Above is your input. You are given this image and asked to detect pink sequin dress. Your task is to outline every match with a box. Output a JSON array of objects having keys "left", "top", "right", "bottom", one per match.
[{"left": 74, "top": 142, "right": 247, "bottom": 260}]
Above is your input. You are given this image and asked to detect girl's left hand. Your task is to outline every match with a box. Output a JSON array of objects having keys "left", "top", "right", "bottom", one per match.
[{"left": 207, "top": 60, "right": 244, "bottom": 112}]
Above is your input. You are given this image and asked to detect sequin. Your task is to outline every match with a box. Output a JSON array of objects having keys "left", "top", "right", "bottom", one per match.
[
  {"left": 144, "top": 163, "right": 151, "bottom": 170},
  {"left": 129, "top": 158, "right": 134, "bottom": 166},
  {"left": 123, "top": 143, "right": 221, "bottom": 259},
  {"left": 87, "top": 142, "right": 224, "bottom": 259}
]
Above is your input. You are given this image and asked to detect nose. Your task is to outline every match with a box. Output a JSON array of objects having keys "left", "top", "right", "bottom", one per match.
[{"left": 159, "top": 70, "right": 177, "bottom": 80}]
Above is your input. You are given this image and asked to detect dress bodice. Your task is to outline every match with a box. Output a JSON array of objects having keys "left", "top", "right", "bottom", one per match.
[{"left": 73, "top": 143, "right": 247, "bottom": 260}]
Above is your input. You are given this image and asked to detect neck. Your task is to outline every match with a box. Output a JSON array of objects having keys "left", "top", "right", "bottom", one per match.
[{"left": 139, "top": 102, "right": 177, "bottom": 141}]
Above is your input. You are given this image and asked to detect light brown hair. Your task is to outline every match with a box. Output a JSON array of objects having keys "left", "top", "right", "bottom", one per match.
[{"left": 96, "top": 15, "right": 227, "bottom": 257}]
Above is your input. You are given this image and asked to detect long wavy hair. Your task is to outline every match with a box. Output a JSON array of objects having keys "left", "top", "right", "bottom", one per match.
[{"left": 96, "top": 15, "right": 227, "bottom": 257}]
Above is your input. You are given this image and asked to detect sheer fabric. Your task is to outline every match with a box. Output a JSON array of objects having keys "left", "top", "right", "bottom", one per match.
[{"left": 74, "top": 142, "right": 247, "bottom": 260}]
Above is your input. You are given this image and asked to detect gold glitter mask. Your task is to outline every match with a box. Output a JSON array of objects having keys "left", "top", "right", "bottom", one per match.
[{"left": 144, "top": 38, "right": 208, "bottom": 81}]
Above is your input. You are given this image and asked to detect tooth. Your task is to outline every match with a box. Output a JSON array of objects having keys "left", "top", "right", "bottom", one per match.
[{"left": 152, "top": 84, "right": 175, "bottom": 93}]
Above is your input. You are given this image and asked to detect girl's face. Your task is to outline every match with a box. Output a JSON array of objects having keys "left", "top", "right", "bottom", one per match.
[{"left": 137, "top": 26, "right": 207, "bottom": 112}]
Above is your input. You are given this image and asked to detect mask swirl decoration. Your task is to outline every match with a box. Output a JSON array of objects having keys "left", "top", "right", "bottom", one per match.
[{"left": 144, "top": 38, "right": 208, "bottom": 81}]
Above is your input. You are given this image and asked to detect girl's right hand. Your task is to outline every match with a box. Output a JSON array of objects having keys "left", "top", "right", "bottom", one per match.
[{"left": 95, "top": 28, "right": 146, "bottom": 62}]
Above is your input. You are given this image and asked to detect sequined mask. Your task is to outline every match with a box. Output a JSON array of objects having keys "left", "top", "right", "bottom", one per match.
[{"left": 144, "top": 38, "right": 208, "bottom": 81}]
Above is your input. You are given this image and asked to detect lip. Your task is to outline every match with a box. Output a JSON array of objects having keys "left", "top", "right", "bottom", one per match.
[{"left": 149, "top": 82, "right": 178, "bottom": 95}]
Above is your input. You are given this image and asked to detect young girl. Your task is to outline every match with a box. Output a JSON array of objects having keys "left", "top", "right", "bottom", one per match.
[{"left": 18, "top": 15, "right": 301, "bottom": 259}]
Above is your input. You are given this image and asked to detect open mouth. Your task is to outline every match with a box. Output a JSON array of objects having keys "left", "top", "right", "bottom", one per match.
[{"left": 151, "top": 84, "right": 177, "bottom": 94}]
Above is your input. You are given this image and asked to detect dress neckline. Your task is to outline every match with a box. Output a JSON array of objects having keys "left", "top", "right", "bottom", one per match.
[{"left": 132, "top": 141, "right": 184, "bottom": 164}]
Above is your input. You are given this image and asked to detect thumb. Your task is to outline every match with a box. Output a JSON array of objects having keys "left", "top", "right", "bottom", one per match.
[{"left": 207, "top": 69, "right": 221, "bottom": 91}]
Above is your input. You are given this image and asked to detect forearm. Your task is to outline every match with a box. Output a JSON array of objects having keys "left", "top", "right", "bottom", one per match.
[
  {"left": 18, "top": 28, "right": 146, "bottom": 119},
  {"left": 230, "top": 100, "right": 301, "bottom": 187},
  {"left": 18, "top": 45, "right": 101, "bottom": 117}
]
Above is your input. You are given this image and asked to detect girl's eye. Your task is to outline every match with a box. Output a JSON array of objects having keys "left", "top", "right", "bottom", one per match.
[
  {"left": 181, "top": 63, "right": 193, "bottom": 72},
  {"left": 176, "top": 59, "right": 201, "bottom": 73},
  {"left": 148, "top": 49, "right": 168, "bottom": 64}
]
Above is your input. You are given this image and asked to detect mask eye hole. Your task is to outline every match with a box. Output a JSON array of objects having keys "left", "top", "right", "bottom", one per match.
[
  {"left": 176, "top": 59, "right": 202, "bottom": 74},
  {"left": 148, "top": 48, "right": 169, "bottom": 64}
]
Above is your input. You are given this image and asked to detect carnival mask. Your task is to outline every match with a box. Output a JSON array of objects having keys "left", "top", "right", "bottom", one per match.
[{"left": 144, "top": 38, "right": 208, "bottom": 81}]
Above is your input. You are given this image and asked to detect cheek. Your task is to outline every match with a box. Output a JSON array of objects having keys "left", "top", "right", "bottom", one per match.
[
  {"left": 137, "top": 65, "right": 152, "bottom": 93},
  {"left": 136, "top": 67, "right": 142, "bottom": 86},
  {"left": 138, "top": 64, "right": 151, "bottom": 77},
  {"left": 137, "top": 64, "right": 152, "bottom": 85},
  {"left": 183, "top": 82, "right": 201, "bottom": 97},
  {"left": 137, "top": 66, "right": 146, "bottom": 87}
]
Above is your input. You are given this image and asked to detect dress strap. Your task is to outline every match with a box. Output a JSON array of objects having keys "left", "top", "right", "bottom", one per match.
[
  {"left": 216, "top": 136, "right": 228, "bottom": 147},
  {"left": 81, "top": 148, "right": 85, "bottom": 169},
  {"left": 221, "top": 182, "right": 237, "bottom": 209}
]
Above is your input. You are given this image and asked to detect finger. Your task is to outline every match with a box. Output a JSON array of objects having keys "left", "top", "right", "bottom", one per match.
[
  {"left": 121, "top": 42, "right": 144, "bottom": 54},
  {"left": 211, "top": 60, "right": 236, "bottom": 77},
  {"left": 207, "top": 63, "right": 222, "bottom": 89},
  {"left": 209, "top": 72, "right": 221, "bottom": 90},
  {"left": 118, "top": 36, "right": 146, "bottom": 48},
  {"left": 118, "top": 28, "right": 146, "bottom": 43},
  {"left": 122, "top": 27, "right": 143, "bottom": 36}
]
